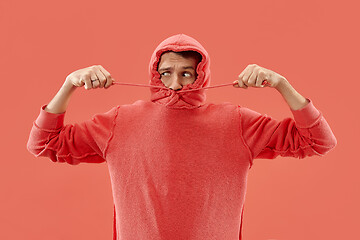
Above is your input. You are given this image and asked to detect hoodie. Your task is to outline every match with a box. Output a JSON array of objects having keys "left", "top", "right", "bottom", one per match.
[
  {"left": 148, "top": 33, "right": 211, "bottom": 109},
  {"left": 27, "top": 33, "right": 337, "bottom": 240}
]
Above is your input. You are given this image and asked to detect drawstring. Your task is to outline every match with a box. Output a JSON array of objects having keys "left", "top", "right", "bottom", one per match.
[
  {"left": 111, "top": 81, "right": 234, "bottom": 92},
  {"left": 112, "top": 82, "right": 169, "bottom": 90},
  {"left": 111, "top": 81, "right": 269, "bottom": 93}
]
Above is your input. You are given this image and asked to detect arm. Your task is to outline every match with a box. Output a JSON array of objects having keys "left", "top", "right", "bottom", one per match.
[
  {"left": 27, "top": 65, "right": 117, "bottom": 164},
  {"left": 275, "top": 77, "right": 310, "bottom": 111},
  {"left": 44, "top": 80, "right": 77, "bottom": 114},
  {"left": 45, "top": 64, "right": 114, "bottom": 114},
  {"left": 27, "top": 105, "right": 118, "bottom": 164},
  {"left": 239, "top": 98, "right": 337, "bottom": 165},
  {"left": 234, "top": 64, "right": 337, "bottom": 166}
]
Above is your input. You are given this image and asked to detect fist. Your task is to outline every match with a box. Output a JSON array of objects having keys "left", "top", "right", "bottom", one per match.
[
  {"left": 65, "top": 65, "right": 115, "bottom": 90},
  {"left": 233, "top": 64, "right": 285, "bottom": 89}
]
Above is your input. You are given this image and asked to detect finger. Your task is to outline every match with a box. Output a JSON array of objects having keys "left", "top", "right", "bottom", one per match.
[
  {"left": 90, "top": 71, "right": 98, "bottom": 81},
  {"left": 238, "top": 65, "right": 251, "bottom": 82},
  {"left": 235, "top": 79, "right": 247, "bottom": 89},
  {"left": 247, "top": 69, "right": 258, "bottom": 86},
  {"left": 256, "top": 70, "right": 266, "bottom": 87},
  {"left": 92, "top": 79, "right": 100, "bottom": 88},
  {"left": 257, "top": 71, "right": 267, "bottom": 87},
  {"left": 97, "top": 65, "right": 113, "bottom": 88},
  {"left": 92, "top": 66, "right": 107, "bottom": 88},
  {"left": 232, "top": 80, "right": 239, "bottom": 88},
  {"left": 238, "top": 70, "right": 246, "bottom": 82},
  {"left": 90, "top": 72, "right": 100, "bottom": 88},
  {"left": 239, "top": 79, "right": 248, "bottom": 88},
  {"left": 82, "top": 74, "right": 92, "bottom": 90},
  {"left": 242, "top": 68, "right": 253, "bottom": 85}
]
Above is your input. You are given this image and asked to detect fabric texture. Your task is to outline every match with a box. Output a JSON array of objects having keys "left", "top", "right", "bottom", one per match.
[{"left": 27, "top": 33, "right": 337, "bottom": 240}]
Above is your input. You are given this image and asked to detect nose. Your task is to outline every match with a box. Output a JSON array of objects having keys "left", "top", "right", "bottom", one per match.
[{"left": 168, "top": 76, "right": 182, "bottom": 91}]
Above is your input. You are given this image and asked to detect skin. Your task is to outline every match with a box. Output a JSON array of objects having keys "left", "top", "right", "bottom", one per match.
[{"left": 158, "top": 52, "right": 199, "bottom": 91}]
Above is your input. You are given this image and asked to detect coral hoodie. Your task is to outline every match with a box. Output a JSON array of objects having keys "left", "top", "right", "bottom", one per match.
[{"left": 27, "top": 33, "right": 337, "bottom": 240}]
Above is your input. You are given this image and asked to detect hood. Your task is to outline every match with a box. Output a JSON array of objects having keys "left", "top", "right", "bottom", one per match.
[{"left": 148, "top": 33, "right": 211, "bottom": 109}]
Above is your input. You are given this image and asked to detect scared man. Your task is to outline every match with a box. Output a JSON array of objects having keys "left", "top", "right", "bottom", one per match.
[{"left": 27, "top": 33, "right": 337, "bottom": 240}]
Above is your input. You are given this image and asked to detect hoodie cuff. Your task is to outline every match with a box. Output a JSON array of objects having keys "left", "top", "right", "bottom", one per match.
[
  {"left": 34, "top": 104, "right": 65, "bottom": 130},
  {"left": 290, "top": 98, "right": 321, "bottom": 128}
]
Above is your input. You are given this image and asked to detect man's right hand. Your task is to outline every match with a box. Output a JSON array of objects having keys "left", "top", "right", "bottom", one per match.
[{"left": 65, "top": 65, "right": 115, "bottom": 90}]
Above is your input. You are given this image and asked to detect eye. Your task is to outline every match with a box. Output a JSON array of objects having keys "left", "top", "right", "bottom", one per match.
[
  {"left": 161, "top": 72, "right": 170, "bottom": 76},
  {"left": 183, "top": 72, "right": 192, "bottom": 77}
]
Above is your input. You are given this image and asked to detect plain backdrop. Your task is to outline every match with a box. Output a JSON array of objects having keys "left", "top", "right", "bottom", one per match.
[{"left": 1, "top": 0, "right": 358, "bottom": 239}]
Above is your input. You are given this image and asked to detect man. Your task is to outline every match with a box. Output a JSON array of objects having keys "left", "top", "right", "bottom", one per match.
[{"left": 27, "top": 33, "right": 337, "bottom": 239}]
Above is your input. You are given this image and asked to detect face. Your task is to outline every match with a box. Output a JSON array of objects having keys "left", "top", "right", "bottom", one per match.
[{"left": 158, "top": 52, "right": 199, "bottom": 91}]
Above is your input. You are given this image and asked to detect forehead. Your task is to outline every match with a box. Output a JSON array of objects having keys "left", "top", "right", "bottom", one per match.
[{"left": 158, "top": 52, "right": 197, "bottom": 67}]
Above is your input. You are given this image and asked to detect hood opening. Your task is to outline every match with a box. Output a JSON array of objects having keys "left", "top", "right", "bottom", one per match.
[
  {"left": 148, "top": 34, "right": 211, "bottom": 109},
  {"left": 152, "top": 47, "right": 207, "bottom": 90},
  {"left": 156, "top": 50, "right": 203, "bottom": 88}
]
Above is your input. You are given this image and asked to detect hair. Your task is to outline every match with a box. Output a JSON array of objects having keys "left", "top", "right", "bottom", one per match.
[
  {"left": 173, "top": 50, "right": 202, "bottom": 64},
  {"left": 160, "top": 50, "right": 202, "bottom": 65},
  {"left": 157, "top": 51, "right": 202, "bottom": 76}
]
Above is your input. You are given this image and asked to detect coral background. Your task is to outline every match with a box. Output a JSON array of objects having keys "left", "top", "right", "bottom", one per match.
[{"left": 1, "top": 0, "right": 358, "bottom": 239}]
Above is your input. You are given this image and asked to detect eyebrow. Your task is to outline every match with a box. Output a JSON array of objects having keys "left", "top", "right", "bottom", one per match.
[{"left": 158, "top": 66, "right": 195, "bottom": 72}]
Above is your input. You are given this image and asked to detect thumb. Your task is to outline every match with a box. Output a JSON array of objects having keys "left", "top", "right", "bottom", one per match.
[{"left": 232, "top": 80, "right": 239, "bottom": 87}]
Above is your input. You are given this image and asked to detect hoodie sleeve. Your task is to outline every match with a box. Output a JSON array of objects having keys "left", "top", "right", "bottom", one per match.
[
  {"left": 26, "top": 105, "right": 119, "bottom": 165},
  {"left": 239, "top": 98, "right": 337, "bottom": 163}
]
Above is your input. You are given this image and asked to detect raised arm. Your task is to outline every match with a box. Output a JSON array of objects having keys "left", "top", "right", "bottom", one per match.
[
  {"left": 27, "top": 65, "right": 118, "bottom": 164},
  {"left": 45, "top": 65, "right": 115, "bottom": 114},
  {"left": 239, "top": 98, "right": 337, "bottom": 164},
  {"left": 233, "top": 64, "right": 337, "bottom": 166}
]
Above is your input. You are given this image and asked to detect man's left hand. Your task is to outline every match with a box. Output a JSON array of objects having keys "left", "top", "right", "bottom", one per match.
[{"left": 233, "top": 64, "right": 286, "bottom": 89}]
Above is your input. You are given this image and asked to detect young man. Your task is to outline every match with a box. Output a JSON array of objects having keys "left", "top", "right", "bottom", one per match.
[{"left": 27, "top": 33, "right": 337, "bottom": 239}]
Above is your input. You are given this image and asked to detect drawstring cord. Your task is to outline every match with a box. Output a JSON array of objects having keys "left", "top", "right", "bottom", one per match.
[{"left": 111, "top": 81, "right": 270, "bottom": 93}]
